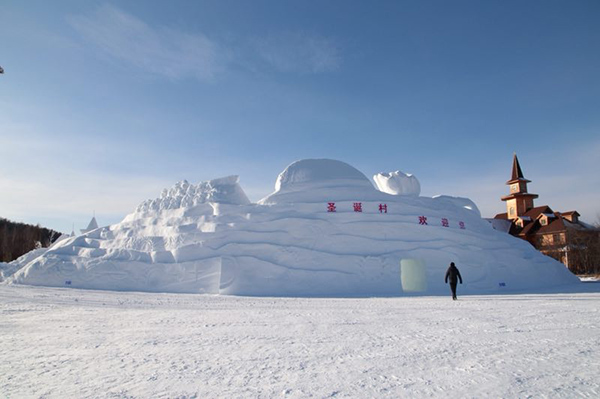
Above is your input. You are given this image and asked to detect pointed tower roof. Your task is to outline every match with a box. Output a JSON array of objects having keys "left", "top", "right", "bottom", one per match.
[
  {"left": 511, "top": 154, "right": 524, "bottom": 180},
  {"left": 86, "top": 217, "right": 98, "bottom": 231},
  {"left": 507, "top": 153, "right": 531, "bottom": 184},
  {"left": 80, "top": 216, "right": 99, "bottom": 234}
]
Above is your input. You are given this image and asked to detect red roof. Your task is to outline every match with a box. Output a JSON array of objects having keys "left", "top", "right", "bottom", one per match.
[
  {"left": 501, "top": 192, "right": 539, "bottom": 201},
  {"left": 535, "top": 216, "right": 566, "bottom": 234},
  {"left": 522, "top": 205, "right": 553, "bottom": 219},
  {"left": 561, "top": 211, "right": 580, "bottom": 216}
]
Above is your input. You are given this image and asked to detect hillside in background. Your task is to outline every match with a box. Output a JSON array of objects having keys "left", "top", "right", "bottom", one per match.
[{"left": 0, "top": 218, "right": 62, "bottom": 262}]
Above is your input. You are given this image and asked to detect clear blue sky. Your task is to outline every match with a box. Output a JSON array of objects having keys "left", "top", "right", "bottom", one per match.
[{"left": 1, "top": 0, "right": 599, "bottom": 233}]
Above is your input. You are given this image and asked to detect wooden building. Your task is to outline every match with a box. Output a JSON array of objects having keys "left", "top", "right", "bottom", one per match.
[{"left": 494, "top": 154, "right": 597, "bottom": 272}]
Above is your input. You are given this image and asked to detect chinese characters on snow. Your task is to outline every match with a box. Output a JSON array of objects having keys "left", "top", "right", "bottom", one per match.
[{"left": 326, "top": 203, "right": 466, "bottom": 229}]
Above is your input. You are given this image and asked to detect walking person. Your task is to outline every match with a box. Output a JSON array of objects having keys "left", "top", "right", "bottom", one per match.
[{"left": 445, "top": 262, "right": 463, "bottom": 300}]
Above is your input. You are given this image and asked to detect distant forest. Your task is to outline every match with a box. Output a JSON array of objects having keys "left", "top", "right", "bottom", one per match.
[{"left": 0, "top": 218, "right": 62, "bottom": 262}]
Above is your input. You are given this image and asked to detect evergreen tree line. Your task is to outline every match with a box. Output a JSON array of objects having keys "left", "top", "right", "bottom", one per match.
[{"left": 0, "top": 218, "right": 62, "bottom": 262}]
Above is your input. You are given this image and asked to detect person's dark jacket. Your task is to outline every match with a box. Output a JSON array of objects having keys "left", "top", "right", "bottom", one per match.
[{"left": 445, "top": 265, "right": 463, "bottom": 284}]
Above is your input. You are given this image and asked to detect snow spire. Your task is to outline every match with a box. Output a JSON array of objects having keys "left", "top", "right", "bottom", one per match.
[{"left": 80, "top": 215, "right": 99, "bottom": 235}]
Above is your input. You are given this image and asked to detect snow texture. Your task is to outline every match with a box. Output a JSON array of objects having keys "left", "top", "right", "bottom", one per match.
[
  {"left": 7, "top": 159, "right": 580, "bottom": 296},
  {"left": 487, "top": 218, "right": 512, "bottom": 233},
  {"left": 373, "top": 170, "right": 421, "bottom": 196},
  {"left": 431, "top": 195, "right": 482, "bottom": 218},
  {"left": 136, "top": 175, "right": 250, "bottom": 213},
  {"left": 1, "top": 284, "right": 599, "bottom": 398}
]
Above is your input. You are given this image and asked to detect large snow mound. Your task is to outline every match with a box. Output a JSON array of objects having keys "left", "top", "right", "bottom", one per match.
[{"left": 8, "top": 159, "right": 579, "bottom": 296}]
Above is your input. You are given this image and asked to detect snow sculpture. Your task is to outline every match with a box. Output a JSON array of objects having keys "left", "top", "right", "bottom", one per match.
[
  {"left": 373, "top": 171, "right": 421, "bottom": 196},
  {"left": 7, "top": 159, "right": 579, "bottom": 296}
]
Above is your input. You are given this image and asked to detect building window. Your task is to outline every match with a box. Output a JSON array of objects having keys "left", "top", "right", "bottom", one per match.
[
  {"left": 538, "top": 235, "right": 552, "bottom": 246},
  {"left": 540, "top": 218, "right": 547, "bottom": 226},
  {"left": 553, "top": 234, "right": 562, "bottom": 244}
]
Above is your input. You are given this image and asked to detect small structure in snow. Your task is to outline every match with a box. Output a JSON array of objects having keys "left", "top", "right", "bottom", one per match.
[{"left": 80, "top": 216, "right": 98, "bottom": 235}]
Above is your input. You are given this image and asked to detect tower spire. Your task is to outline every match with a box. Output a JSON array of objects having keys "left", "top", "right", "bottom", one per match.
[
  {"left": 511, "top": 153, "right": 525, "bottom": 181},
  {"left": 507, "top": 153, "right": 531, "bottom": 184}
]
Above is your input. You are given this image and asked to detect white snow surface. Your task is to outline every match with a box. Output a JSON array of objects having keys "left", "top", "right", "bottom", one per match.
[
  {"left": 373, "top": 170, "right": 421, "bottom": 196},
  {"left": 431, "top": 195, "right": 482, "bottom": 218},
  {"left": 8, "top": 159, "right": 580, "bottom": 295},
  {"left": 1, "top": 284, "right": 599, "bottom": 398}
]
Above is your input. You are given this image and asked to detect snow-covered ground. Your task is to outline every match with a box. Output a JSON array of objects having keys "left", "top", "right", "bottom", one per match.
[{"left": 2, "top": 284, "right": 599, "bottom": 398}]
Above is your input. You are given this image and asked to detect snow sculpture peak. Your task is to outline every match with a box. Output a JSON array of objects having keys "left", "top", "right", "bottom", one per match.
[
  {"left": 136, "top": 175, "right": 250, "bottom": 213},
  {"left": 373, "top": 171, "right": 421, "bottom": 196},
  {"left": 80, "top": 216, "right": 99, "bottom": 234},
  {"left": 260, "top": 159, "right": 377, "bottom": 204},
  {"left": 274, "top": 159, "right": 374, "bottom": 192}
]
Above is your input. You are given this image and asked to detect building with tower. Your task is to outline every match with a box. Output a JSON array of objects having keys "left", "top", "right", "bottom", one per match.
[
  {"left": 501, "top": 155, "right": 539, "bottom": 219},
  {"left": 494, "top": 154, "right": 597, "bottom": 273}
]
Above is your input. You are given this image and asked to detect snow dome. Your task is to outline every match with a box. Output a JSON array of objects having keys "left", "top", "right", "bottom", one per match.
[
  {"left": 7, "top": 158, "right": 579, "bottom": 296},
  {"left": 260, "top": 159, "right": 384, "bottom": 204},
  {"left": 275, "top": 159, "right": 373, "bottom": 191}
]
